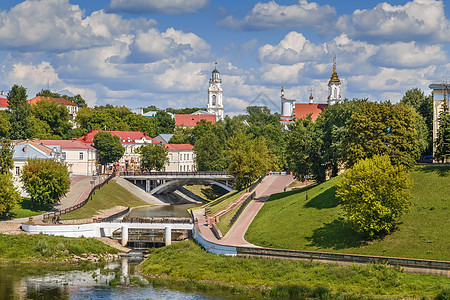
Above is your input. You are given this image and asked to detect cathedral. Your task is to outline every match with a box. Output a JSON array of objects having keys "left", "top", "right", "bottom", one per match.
[
  {"left": 280, "top": 56, "right": 342, "bottom": 124},
  {"left": 206, "top": 65, "right": 224, "bottom": 121}
]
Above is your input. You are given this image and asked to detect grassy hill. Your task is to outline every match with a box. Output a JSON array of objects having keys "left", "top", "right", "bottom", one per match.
[{"left": 246, "top": 166, "right": 450, "bottom": 261}]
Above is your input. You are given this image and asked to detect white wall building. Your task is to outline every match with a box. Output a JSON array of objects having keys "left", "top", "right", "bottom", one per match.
[
  {"left": 165, "top": 144, "right": 195, "bottom": 172},
  {"left": 206, "top": 66, "right": 224, "bottom": 121}
]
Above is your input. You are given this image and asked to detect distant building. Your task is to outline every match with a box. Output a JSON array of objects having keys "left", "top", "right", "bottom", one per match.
[
  {"left": 165, "top": 144, "right": 195, "bottom": 172},
  {"left": 28, "top": 96, "right": 79, "bottom": 128},
  {"left": 40, "top": 140, "right": 97, "bottom": 175},
  {"left": 154, "top": 134, "right": 174, "bottom": 145},
  {"left": 280, "top": 56, "right": 342, "bottom": 124},
  {"left": 77, "top": 130, "right": 159, "bottom": 171},
  {"left": 428, "top": 81, "right": 450, "bottom": 162},
  {"left": 206, "top": 66, "right": 224, "bottom": 121},
  {"left": 174, "top": 114, "right": 216, "bottom": 127}
]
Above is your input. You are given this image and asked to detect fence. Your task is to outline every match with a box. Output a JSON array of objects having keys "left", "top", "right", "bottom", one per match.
[
  {"left": 120, "top": 171, "right": 230, "bottom": 177},
  {"left": 249, "top": 176, "right": 265, "bottom": 193},
  {"left": 43, "top": 173, "right": 116, "bottom": 221},
  {"left": 229, "top": 191, "right": 256, "bottom": 227}
]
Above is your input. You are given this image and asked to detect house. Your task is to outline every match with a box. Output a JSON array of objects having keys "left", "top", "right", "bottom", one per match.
[
  {"left": 165, "top": 144, "right": 195, "bottom": 172},
  {"left": 175, "top": 114, "right": 216, "bottom": 128},
  {"left": 154, "top": 134, "right": 174, "bottom": 145},
  {"left": 12, "top": 140, "right": 61, "bottom": 196},
  {"left": 28, "top": 96, "right": 79, "bottom": 122},
  {"left": 77, "top": 130, "right": 159, "bottom": 171},
  {"left": 0, "top": 91, "right": 8, "bottom": 111},
  {"left": 40, "top": 140, "right": 97, "bottom": 175}
]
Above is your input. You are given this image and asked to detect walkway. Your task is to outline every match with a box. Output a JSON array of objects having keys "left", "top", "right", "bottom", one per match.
[{"left": 193, "top": 174, "right": 294, "bottom": 247}]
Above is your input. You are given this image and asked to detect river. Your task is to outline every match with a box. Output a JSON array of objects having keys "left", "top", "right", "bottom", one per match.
[{"left": 0, "top": 258, "right": 239, "bottom": 300}]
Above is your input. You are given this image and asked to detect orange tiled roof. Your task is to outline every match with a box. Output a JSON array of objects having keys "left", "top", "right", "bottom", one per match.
[
  {"left": 40, "top": 139, "right": 95, "bottom": 150},
  {"left": 28, "top": 96, "right": 78, "bottom": 106},
  {"left": 77, "top": 130, "right": 159, "bottom": 144},
  {"left": 165, "top": 144, "right": 194, "bottom": 151},
  {"left": 0, "top": 98, "right": 8, "bottom": 107},
  {"left": 175, "top": 114, "right": 216, "bottom": 127},
  {"left": 293, "top": 103, "right": 328, "bottom": 121}
]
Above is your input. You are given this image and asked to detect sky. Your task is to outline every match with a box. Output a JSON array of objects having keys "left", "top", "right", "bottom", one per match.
[{"left": 0, "top": 0, "right": 449, "bottom": 116}]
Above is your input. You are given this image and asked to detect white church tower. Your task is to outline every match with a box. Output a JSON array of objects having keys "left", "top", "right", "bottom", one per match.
[
  {"left": 207, "top": 64, "right": 224, "bottom": 121},
  {"left": 327, "top": 55, "right": 342, "bottom": 105}
]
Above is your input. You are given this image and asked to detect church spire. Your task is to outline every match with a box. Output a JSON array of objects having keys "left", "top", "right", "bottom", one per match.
[
  {"left": 328, "top": 55, "right": 340, "bottom": 84},
  {"left": 327, "top": 55, "right": 342, "bottom": 105}
]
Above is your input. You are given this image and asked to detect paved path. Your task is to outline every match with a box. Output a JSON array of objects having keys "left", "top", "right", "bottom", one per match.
[{"left": 194, "top": 174, "right": 294, "bottom": 247}]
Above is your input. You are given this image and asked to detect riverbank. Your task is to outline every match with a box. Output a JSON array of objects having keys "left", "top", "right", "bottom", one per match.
[{"left": 139, "top": 240, "right": 450, "bottom": 299}]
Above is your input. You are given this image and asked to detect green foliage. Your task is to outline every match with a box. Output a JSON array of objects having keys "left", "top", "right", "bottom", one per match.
[
  {"left": 434, "top": 103, "right": 450, "bottom": 162},
  {"left": 435, "top": 287, "right": 450, "bottom": 300},
  {"left": 0, "top": 138, "right": 14, "bottom": 175},
  {"left": 124, "top": 113, "right": 156, "bottom": 136},
  {"left": 31, "top": 99, "right": 71, "bottom": 139},
  {"left": 0, "top": 173, "right": 22, "bottom": 215},
  {"left": 154, "top": 111, "right": 175, "bottom": 134},
  {"left": 28, "top": 116, "right": 56, "bottom": 139},
  {"left": 143, "top": 105, "right": 158, "bottom": 114},
  {"left": 8, "top": 84, "right": 32, "bottom": 140},
  {"left": 93, "top": 131, "right": 125, "bottom": 168},
  {"left": 75, "top": 105, "right": 132, "bottom": 131},
  {"left": 336, "top": 155, "right": 412, "bottom": 239},
  {"left": 36, "top": 90, "right": 87, "bottom": 108},
  {"left": 21, "top": 158, "right": 70, "bottom": 206},
  {"left": 9, "top": 197, "right": 52, "bottom": 219},
  {"left": 138, "top": 143, "right": 169, "bottom": 171},
  {"left": 285, "top": 117, "right": 325, "bottom": 182},
  {"left": 226, "top": 131, "right": 276, "bottom": 190},
  {"left": 343, "top": 101, "right": 421, "bottom": 168},
  {"left": 194, "top": 129, "right": 227, "bottom": 171},
  {"left": 166, "top": 107, "right": 203, "bottom": 115},
  {"left": 169, "top": 128, "right": 193, "bottom": 144},
  {"left": 0, "top": 111, "right": 11, "bottom": 138}
]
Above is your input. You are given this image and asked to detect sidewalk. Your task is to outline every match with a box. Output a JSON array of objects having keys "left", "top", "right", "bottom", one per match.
[{"left": 193, "top": 174, "right": 294, "bottom": 247}]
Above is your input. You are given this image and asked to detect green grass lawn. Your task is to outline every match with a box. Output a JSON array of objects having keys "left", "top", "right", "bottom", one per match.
[
  {"left": 0, "top": 233, "right": 118, "bottom": 262},
  {"left": 140, "top": 240, "right": 450, "bottom": 299},
  {"left": 62, "top": 180, "right": 150, "bottom": 220},
  {"left": 7, "top": 198, "right": 53, "bottom": 219},
  {"left": 246, "top": 166, "right": 450, "bottom": 261},
  {"left": 183, "top": 184, "right": 228, "bottom": 201}
]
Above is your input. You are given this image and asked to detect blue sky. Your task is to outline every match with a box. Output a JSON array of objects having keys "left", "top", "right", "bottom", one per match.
[{"left": 0, "top": 0, "right": 449, "bottom": 116}]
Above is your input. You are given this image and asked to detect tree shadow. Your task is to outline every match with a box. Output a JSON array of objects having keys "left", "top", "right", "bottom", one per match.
[
  {"left": 415, "top": 165, "right": 450, "bottom": 177},
  {"left": 304, "top": 186, "right": 340, "bottom": 209},
  {"left": 306, "top": 219, "right": 367, "bottom": 250},
  {"left": 266, "top": 186, "right": 310, "bottom": 202},
  {"left": 201, "top": 185, "right": 228, "bottom": 201}
]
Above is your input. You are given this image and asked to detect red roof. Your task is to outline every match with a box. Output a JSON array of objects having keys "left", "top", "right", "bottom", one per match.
[
  {"left": 0, "top": 98, "right": 8, "bottom": 107},
  {"left": 28, "top": 96, "right": 78, "bottom": 106},
  {"left": 293, "top": 103, "right": 328, "bottom": 121},
  {"left": 77, "top": 130, "right": 159, "bottom": 144},
  {"left": 165, "top": 144, "right": 194, "bottom": 151},
  {"left": 40, "top": 139, "right": 95, "bottom": 150},
  {"left": 175, "top": 114, "right": 216, "bottom": 127}
]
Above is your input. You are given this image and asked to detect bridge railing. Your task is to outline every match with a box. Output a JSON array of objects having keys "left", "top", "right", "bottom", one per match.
[
  {"left": 229, "top": 191, "right": 256, "bottom": 227},
  {"left": 122, "top": 216, "right": 192, "bottom": 224},
  {"left": 120, "top": 171, "right": 230, "bottom": 177}
]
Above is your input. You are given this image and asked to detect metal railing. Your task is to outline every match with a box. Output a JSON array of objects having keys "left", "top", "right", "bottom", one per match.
[
  {"left": 43, "top": 173, "right": 116, "bottom": 221},
  {"left": 229, "top": 191, "right": 256, "bottom": 227},
  {"left": 122, "top": 216, "right": 192, "bottom": 224},
  {"left": 120, "top": 171, "right": 230, "bottom": 177}
]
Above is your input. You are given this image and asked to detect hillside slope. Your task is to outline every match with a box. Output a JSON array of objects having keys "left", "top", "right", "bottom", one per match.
[{"left": 245, "top": 166, "right": 450, "bottom": 261}]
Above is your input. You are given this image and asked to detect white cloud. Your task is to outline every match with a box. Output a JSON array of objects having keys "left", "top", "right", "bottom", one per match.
[
  {"left": 217, "top": 0, "right": 336, "bottom": 31},
  {"left": 106, "top": 0, "right": 209, "bottom": 14},
  {"left": 337, "top": 0, "right": 450, "bottom": 42}
]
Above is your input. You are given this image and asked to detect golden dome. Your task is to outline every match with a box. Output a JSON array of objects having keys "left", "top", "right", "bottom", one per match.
[{"left": 328, "top": 55, "right": 340, "bottom": 84}]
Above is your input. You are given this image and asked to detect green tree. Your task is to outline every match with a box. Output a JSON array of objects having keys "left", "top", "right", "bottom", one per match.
[
  {"left": 93, "top": 132, "right": 125, "bottom": 172},
  {"left": 434, "top": 103, "right": 450, "bottom": 162},
  {"left": 28, "top": 116, "right": 56, "bottom": 139},
  {"left": 336, "top": 155, "right": 412, "bottom": 239},
  {"left": 0, "top": 173, "right": 22, "bottom": 216},
  {"left": 21, "top": 158, "right": 70, "bottom": 207},
  {"left": 226, "top": 131, "right": 275, "bottom": 190},
  {"left": 285, "top": 117, "right": 325, "bottom": 182},
  {"left": 154, "top": 111, "right": 175, "bottom": 134},
  {"left": 195, "top": 130, "right": 227, "bottom": 171},
  {"left": 0, "top": 111, "right": 11, "bottom": 138},
  {"left": 343, "top": 101, "right": 421, "bottom": 168},
  {"left": 246, "top": 106, "right": 280, "bottom": 126},
  {"left": 8, "top": 84, "right": 32, "bottom": 140},
  {"left": 124, "top": 114, "right": 156, "bottom": 137},
  {"left": 169, "top": 128, "right": 193, "bottom": 144},
  {"left": 138, "top": 143, "right": 169, "bottom": 171},
  {"left": 36, "top": 89, "right": 87, "bottom": 108},
  {"left": 31, "top": 99, "right": 71, "bottom": 138},
  {"left": 143, "top": 105, "right": 158, "bottom": 114},
  {"left": 75, "top": 105, "right": 131, "bottom": 132},
  {"left": 0, "top": 138, "right": 14, "bottom": 175}
]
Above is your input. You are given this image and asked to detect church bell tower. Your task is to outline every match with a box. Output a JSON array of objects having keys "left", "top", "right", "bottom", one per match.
[
  {"left": 207, "top": 63, "right": 224, "bottom": 121},
  {"left": 327, "top": 55, "right": 342, "bottom": 105}
]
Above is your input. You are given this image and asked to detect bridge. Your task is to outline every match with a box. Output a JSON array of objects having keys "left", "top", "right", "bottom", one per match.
[
  {"left": 21, "top": 220, "right": 193, "bottom": 247},
  {"left": 120, "top": 171, "right": 235, "bottom": 195}
]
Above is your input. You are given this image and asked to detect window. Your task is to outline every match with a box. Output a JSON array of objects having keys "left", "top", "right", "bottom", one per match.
[
  {"left": 79, "top": 152, "right": 84, "bottom": 160},
  {"left": 180, "top": 165, "right": 183, "bottom": 171},
  {"left": 15, "top": 166, "right": 20, "bottom": 176},
  {"left": 212, "top": 95, "right": 216, "bottom": 106}
]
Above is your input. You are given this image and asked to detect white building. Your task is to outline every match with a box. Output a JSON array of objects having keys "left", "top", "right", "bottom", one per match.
[
  {"left": 165, "top": 144, "right": 195, "bottom": 172},
  {"left": 40, "top": 140, "right": 97, "bottom": 175},
  {"left": 428, "top": 81, "right": 450, "bottom": 162},
  {"left": 206, "top": 65, "right": 224, "bottom": 121}
]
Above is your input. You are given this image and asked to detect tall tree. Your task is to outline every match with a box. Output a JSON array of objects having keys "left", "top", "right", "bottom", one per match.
[
  {"left": 21, "top": 158, "right": 70, "bottom": 207},
  {"left": 8, "top": 85, "right": 32, "bottom": 140},
  {"left": 154, "top": 111, "right": 175, "bottom": 134},
  {"left": 434, "top": 103, "right": 450, "bottom": 162},
  {"left": 0, "top": 173, "right": 22, "bottom": 216},
  {"left": 93, "top": 132, "right": 125, "bottom": 172},
  {"left": 31, "top": 99, "right": 71, "bottom": 139},
  {"left": 0, "top": 138, "right": 14, "bottom": 175},
  {"left": 124, "top": 114, "right": 156, "bottom": 137},
  {"left": 343, "top": 101, "right": 421, "bottom": 168},
  {"left": 336, "top": 155, "right": 411, "bottom": 239},
  {"left": 0, "top": 111, "right": 11, "bottom": 138},
  {"left": 138, "top": 144, "right": 169, "bottom": 171},
  {"left": 195, "top": 130, "right": 227, "bottom": 171}
]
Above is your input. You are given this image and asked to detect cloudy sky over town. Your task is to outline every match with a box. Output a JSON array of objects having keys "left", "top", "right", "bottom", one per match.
[{"left": 0, "top": 0, "right": 449, "bottom": 115}]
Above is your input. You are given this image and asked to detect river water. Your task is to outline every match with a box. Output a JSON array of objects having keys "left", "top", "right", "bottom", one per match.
[{"left": 0, "top": 258, "right": 232, "bottom": 300}]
